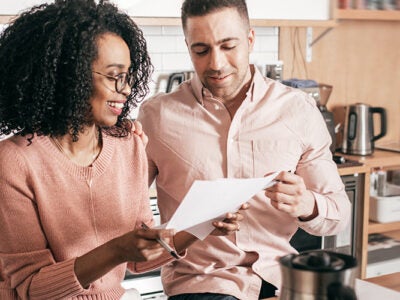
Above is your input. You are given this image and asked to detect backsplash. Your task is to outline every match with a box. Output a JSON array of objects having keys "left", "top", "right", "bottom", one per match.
[{"left": 131, "top": 25, "right": 279, "bottom": 118}]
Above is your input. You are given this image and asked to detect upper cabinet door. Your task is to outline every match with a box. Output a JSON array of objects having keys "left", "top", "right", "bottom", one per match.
[
  {"left": 0, "top": 0, "right": 334, "bottom": 24},
  {"left": 119, "top": 0, "right": 333, "bottom": 20},
  {"left": 0, "top": 0, "right": 182, "bottom": 16},
  {"left": 247, "top": 0, "right": 332, "bottom": 20},
  {"left": 116, "top": 0, "right": 182, "bottom": 17}
]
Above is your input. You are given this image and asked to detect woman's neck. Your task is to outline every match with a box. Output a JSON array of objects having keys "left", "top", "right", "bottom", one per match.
[{"left": 51, "top": 125, "right": 102, "bottom": 166}]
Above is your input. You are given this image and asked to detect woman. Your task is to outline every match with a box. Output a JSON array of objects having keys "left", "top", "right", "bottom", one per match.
[{"left": 0, "top": 1, "right": 244, "bottom": 299}]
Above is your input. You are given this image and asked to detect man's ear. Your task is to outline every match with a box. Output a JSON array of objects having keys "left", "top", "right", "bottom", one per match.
[{"left": 248, "top": 28, "right": 255, "bottom": 52}]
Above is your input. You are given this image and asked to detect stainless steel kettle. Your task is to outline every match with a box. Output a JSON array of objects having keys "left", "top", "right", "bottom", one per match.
[
  {"left": 279, "top": 250, "right": 358, "bottom": 300},
  {"left": 341, "top": 103, "right": 387, "bottom": 156}
]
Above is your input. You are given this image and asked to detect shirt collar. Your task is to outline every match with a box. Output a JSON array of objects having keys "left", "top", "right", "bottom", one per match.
[{"left": 190, "top": 74, "right": 205, "bottom": 106}]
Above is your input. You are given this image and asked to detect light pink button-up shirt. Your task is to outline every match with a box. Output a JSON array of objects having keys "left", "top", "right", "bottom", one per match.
[{"left": 138, "top": 66, "right": 350, "bottom": 299}]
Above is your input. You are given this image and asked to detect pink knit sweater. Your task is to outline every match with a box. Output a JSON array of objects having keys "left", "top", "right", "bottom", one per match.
[{"left": 0, "top": 132, "right": 173, "bottom": 299}]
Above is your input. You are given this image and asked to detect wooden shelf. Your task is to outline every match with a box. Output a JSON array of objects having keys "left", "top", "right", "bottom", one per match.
[
  {"left": 342, "top": 150, "right": 400, "bottom": 170},
  {"left": 337, "top": 9, "right": 400, "bottom": 21},
  {"left": 118, "top": 17, "right": 337, "bottom": 27},
  {"left": 340, "top": 150, "right": 400, "bottom": 278},
  {"left": 4, "top": 9, "right": 400, "bottom": 27},
  {"left": 0, "top": 14, "right": 336, "bottom": 27},
  {"left": 131, "top": 17, "right": 180, "bottom": 26},
  {"left": 0, "top": 15, "right": 14, "bottom": 24},
  {"left": 338, "top": 164, "right": 369, "bottom": 176},
  {"left": 250, "top": 19, "right": 337, "bottom": 28},
  {"left": 384, "top": 229, "right": 400, "bottom": 240},
  {"left": 369, "top": 221, "right": 400, "bottom": 234}
]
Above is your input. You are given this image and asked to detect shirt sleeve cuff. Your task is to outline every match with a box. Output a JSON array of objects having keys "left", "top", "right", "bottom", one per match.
[{"left": 296, "top": 191, "right": 326, "bottom": 228}]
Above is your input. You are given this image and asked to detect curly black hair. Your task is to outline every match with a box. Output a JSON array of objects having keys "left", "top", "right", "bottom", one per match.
[
  {"left": 0, "top": 0, "right": 153, "bottom": 141},
  {"left": 181, "top": 0, "right": 250, "bottom": 31}
]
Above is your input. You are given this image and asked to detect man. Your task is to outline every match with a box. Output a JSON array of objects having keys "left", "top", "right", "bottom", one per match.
[{"left": 137, "top": 0, "right": 351, "bottom": 299}]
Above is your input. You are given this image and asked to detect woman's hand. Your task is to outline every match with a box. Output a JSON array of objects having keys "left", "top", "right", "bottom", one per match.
[
  {"left": 75, "top": 227, "right": 175, "bottom": 288},
  {"left": 132, "top": 120, "right": 148, "bottom": 146},
  {"left": 116, "top": 227, "right": 175, "bottom": 262},
  {"left": 210, "top": 202, "right": 249, "bottom": 236}
]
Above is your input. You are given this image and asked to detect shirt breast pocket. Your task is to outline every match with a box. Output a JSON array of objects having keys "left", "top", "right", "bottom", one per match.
[{"left": 252, "top": 140, "right": 302, "bottom": 177}]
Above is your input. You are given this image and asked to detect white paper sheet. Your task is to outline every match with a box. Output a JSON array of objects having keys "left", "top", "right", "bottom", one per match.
[{"left": 164, "top": 172, "right": 279, "bottom": 240}]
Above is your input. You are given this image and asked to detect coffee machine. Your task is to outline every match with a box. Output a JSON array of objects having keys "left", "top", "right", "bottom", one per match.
[
  {"left": 300, "top": 84, "right": 336, "bottom": 154},
  {"left": 281, "top": 80, "right": 336, "bottom": 154},
  {"left": 318, "top": 84, "right": 336, "bottom": 153}
]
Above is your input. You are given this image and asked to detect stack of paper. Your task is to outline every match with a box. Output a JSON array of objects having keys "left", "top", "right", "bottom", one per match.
[{"left": 164, "top": 172, "right": 279, "bottom": 240}]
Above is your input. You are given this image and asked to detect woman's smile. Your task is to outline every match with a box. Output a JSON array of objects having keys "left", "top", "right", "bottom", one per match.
[{"left": 106, "top": 100, "right": 125, "bottom": 115}]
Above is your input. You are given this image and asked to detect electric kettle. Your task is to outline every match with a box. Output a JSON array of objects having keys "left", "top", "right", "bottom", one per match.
[
  {"left": 341, "top": 103, "right": 387, "bottom": 156},
  {"left": 279, "top": 250, "right": 358, "bottom": 300},
  {"left": 166, "top": 71, "right": 195, "bottom": 93}
]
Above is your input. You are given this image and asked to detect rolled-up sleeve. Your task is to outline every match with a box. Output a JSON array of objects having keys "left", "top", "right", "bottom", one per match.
[{"left": 294, "top": 103, "right": 351, "bottom": 236}]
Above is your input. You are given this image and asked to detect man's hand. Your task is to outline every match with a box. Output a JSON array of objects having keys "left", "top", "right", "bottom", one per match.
[
  {"left": 265, "top": 171, "right": 318, "bottom": 221},
  {"left": 211, "top": 203, "right": 249, "bottom": 236},
  {"left": 132, "top": 120, "right": 148, "bottom": 145}
]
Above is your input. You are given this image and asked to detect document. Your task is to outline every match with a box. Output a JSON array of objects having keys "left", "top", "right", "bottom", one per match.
[{"left": 164, "top": 172, "right": 279, "bottom": 240}]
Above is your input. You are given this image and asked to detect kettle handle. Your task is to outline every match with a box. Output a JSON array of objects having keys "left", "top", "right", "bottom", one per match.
[
  {"left": 166, "top": 72, "right": 185, "bottom": 93},
  {"left": 370, "top": 107, "right": 387, "bottom": 142}
]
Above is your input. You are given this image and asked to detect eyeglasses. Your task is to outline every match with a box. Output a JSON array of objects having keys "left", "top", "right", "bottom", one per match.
[{"left": 92, "top": 71, "right": 134, "bottom": 93}]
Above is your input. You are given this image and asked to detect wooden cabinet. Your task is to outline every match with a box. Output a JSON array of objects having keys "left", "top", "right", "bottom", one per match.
[
  {"left": 341, "top": 150, "right": 400, "bottom": 278},
  {"left": 0, "top": 0, "right": 336, "bottom": 27},
  {"left": 279, "top": 6, "right": 400, "bottom": 148},
  {"left": 3, "top": 2, "right": 400, "bottom": 26},
  {"left": 337, "top": 164, "right": 370, "bottom": 278},
  {"left": 337, "top": 8, "right": 400, "bottom": 21}
]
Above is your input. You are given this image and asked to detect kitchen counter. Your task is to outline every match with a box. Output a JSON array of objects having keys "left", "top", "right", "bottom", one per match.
[
  {"left": 262, "top": 272, "right": 400, "bottom": 299},
  {"left": 365, "top": 272, "right": 400, "bottom": 292}
]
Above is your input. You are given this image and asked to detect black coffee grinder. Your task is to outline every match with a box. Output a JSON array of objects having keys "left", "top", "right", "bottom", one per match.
[
  {"left": 317, "top": 84, "right": 336, "bottom": 154},
  {"left": 284, "top": 80, "right": 337, "bottom": 155}
]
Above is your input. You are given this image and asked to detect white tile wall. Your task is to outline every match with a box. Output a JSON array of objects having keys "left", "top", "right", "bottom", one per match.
[{"left": 131, "top": 25, "right": 280, "bottom": 118}]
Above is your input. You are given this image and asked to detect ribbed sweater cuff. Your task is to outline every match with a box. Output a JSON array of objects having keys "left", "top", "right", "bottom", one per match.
[
  {"left": 30, "top": 258, "right": 85, "bottom": 299},
  {"left": 0, "top": 289, "right": 18, "bottom": 300}
]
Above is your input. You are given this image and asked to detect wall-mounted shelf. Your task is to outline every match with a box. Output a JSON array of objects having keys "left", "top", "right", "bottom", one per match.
[
  {"left": 1, "top": 9, "right": 393, "bottom": 26},
  {"left": 250, "top": 19, "right": 337, "bottom": 27},
  {"left": 369, "top": 221, "right": 400, "bottom": 234},
  {"left": 0, "top": 14, "right": 337, "bottom": 27},
  {"left": 337, "top": 9, "right": 400, "bottom": 21},
  {"left": 0, "top": 15, "right": 13, "bottom": 24}
]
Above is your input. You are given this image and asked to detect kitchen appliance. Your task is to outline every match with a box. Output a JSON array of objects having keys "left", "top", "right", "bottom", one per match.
[
  {"left": 297, "top": 83, "right": 336, "bottom": 154},
  {"left": 166, "top": 71, "right": 195, "bottom": 93},
  {"left": 279, "top": 250, "right": 358, "bottom": 300},
  {"left": 265, "top": 61, "right": 283, "bottom": 81},
  {"left": 317, "top": 84, "right": 336, "bottom": 154},
  {"left": 341, "top": 103, "right": 387, "bottom": 156},
  {"left": 290, "top": 174, "right": 363, "bottom": 257}
]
